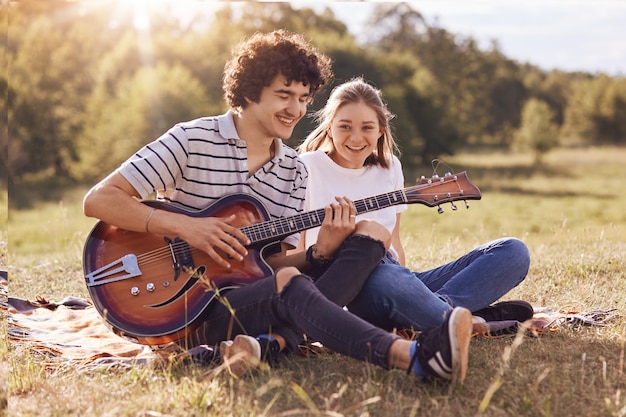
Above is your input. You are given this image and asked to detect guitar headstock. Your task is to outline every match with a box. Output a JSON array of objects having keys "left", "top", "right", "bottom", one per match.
[{"left": 407, "top": 171, "right": 481, "bottom": 211}]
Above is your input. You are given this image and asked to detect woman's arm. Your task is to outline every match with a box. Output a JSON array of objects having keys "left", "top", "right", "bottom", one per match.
[{"left": 391, "top": 213, "right": 406, "bottom": 266}]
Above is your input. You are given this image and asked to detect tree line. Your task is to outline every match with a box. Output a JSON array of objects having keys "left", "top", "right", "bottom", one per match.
[{"left": 3, "top": 1, "right": 626, "bottom": 189}]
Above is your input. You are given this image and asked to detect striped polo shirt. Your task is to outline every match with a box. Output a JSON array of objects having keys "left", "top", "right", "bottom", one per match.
[{"left": 118, "top": 111, "right": 308, "bottom": 247}]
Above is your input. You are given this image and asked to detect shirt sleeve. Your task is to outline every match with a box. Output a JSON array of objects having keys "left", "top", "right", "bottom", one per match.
[{"left": 118, "top": 125, "right": 188, "bottom": 199}]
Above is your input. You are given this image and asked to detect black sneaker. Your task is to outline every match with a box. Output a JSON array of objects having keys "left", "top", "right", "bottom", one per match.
[
  {"left": 186, "top": 344, "right": 219, "bottom": 366},
  {"left": 408, "top": 307, "right": 472, "bottom": 383},
  {"left": 473, "top": 300, "right": 534, "bottom": 323},
  {"left": 473, "top": 319, "right": 522, "bottom": 337}
]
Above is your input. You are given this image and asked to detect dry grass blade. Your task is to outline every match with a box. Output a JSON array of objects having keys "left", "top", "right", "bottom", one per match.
[{"left": 478, "top": 322, "right": 529, "bottom": 413}]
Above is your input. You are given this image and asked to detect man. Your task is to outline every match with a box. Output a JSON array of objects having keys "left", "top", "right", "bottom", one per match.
[{"left": 84, "top": 30, "right": 473, "bottom": 383}]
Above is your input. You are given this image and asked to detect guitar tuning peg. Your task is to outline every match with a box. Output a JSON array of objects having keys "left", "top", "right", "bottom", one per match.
[
  {"left": 437, "top": 205, "right": 444, "bottom": 214},
  {"left": 464, "top": 200, "right": 470, "bottom": 209},
  {"left": 450, "top": 202, "right": 457, "bottom": 211}
]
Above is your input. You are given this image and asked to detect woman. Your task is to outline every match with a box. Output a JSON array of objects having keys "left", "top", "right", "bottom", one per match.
[{"left": 297, "top": 77, "right": 533, "bottom": 333}]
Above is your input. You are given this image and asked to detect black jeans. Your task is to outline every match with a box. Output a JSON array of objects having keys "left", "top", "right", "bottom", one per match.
[{"left": 186, "top": 235, "right": 398, "bottom": 369}]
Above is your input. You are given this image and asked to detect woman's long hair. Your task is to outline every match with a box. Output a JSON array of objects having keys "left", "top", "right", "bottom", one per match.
[{"left": 297, "top": 77, "right": 399, "bottom": 168}]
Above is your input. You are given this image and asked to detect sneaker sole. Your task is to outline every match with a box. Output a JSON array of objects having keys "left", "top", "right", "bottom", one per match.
[
  {"left": 448, "top": 307, "right": 473, "bottom": 384},
  {"left": 219, "top": 335, "right": 261, "bottom": 377}
]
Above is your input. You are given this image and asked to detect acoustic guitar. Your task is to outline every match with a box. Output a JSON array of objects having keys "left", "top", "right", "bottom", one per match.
[{"left": 83, "top": 171, "right": 481, "bottom": 345}]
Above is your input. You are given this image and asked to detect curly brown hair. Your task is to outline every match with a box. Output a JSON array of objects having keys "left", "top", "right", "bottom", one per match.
[{"left": 223, "top": 30, "right": 333, "bottom": 109}]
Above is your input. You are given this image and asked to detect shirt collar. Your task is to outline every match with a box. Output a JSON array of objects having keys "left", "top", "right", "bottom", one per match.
[
  {"left": 217, "top": 110, "right": 240, "bottom": 140},
  {"left": 220, "top": 110, "right": 286, "bottom": 162}
]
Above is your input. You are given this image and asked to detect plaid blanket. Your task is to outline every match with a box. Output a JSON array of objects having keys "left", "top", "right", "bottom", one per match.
[{"left": 3, "top": 273, "right": 180, "bottom": 369}]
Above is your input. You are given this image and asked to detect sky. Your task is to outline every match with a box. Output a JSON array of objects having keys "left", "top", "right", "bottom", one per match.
[
  {"left": 318, "top": 0, "right": 626, "bottom": 76},
  {"left": 163, "top": 0, "right": 625, "bottom": 76}
]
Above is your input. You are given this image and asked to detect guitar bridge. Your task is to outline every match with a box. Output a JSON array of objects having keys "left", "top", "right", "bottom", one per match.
[{"left": 85, "top": 254, "right": 141, "bottom": 287}]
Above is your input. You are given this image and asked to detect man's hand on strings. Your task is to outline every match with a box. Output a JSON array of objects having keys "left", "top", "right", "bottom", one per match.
[{"left": 180, "top": 214, "right": 251, "bottom": 269}]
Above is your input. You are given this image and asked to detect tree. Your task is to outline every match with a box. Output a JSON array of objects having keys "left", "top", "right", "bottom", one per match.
[
  {"left": 515, "top": 98, "right": 560, "bottom": 165},
  {"left": 74, "top": 62, "right": 209, "bottom": 180},
  {"left": 7, "top": 1, "right": 126, "bottom": 182},
  {"left": 9, "top": 15, "right": 84, "bottom": 180},
  {"left": 483, "top": 49, "right": 528, "bottom": 146},
  {"left": 366, "top": 3, "right": 521, "bottom": 153},
  {"left": 7, "top": 0, "right": 624, "bottom": 189},
  {"left": 563, "top": 75, "right": 626, "bottom": 145}
]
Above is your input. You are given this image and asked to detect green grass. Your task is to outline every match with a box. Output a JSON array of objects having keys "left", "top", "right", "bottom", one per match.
[{"left": 4, "top": 146, "right": 626, "bottom": 416}]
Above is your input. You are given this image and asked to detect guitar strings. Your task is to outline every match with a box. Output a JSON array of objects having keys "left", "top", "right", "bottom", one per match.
[
  {"left": 233, "top": 179, "right": 455, "bottom": 243},
  {"left": 130, "top": 178, "right": 465, "bottom": 267},
  {"left": 241, "top": 189, "right": 407, "bottom": 242}
]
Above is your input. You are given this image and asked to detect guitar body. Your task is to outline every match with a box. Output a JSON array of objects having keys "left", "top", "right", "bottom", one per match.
[{"left": 83, "top": 194, "right": 274, "bottom": 345}]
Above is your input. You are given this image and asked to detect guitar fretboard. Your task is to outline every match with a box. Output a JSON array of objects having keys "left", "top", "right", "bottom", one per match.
[{"left": 241, "top": 189, "right": 408, "bottom": 245}]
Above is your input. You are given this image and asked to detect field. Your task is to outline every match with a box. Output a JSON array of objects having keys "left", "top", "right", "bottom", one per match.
[{"left": 4, "top": 146, "right": 626, "bottom": 416}]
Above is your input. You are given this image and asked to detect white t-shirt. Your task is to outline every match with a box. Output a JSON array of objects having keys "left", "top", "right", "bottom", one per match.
[{"left": 299, "top": 150, "right": 407, "bottom": 255}]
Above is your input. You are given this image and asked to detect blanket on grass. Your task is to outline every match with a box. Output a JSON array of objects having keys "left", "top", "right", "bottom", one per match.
[
  {"left": 3, "top": 273, "right": 621, "bottom": 370},
  {"left": 2, "top": 273, "right": 180, "bottom": 369}
]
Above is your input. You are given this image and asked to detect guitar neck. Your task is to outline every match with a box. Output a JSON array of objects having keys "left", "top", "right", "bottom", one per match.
[
  {"left": 241, "top": 189, "right": 407, "bottom": 246},
  {"left": 240, "top": 171, "right": 480, "bottom": 246}
]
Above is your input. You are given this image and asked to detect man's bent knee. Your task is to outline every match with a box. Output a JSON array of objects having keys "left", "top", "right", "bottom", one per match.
[
  {"left": 354, "top": 220, "right": 391, "bottom": 250},
  {"left": 274, "top": 266, "right": 302, "bottom": 293}
]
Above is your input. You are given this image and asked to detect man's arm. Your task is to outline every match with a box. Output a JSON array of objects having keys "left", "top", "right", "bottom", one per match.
[
  {"left": 83, "top": 171, "right": 251, "bottom": 269},
  {"left": 84, "top": 171, "right": 150, "bottom": 232}
]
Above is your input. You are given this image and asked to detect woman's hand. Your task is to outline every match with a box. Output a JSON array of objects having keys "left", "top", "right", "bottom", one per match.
[{"left": 314, "top": 196, "right": 357, "bottom": 260}]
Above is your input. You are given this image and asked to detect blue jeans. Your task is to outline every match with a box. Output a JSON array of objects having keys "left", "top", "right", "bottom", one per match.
[
  {"left": 346, "top": 237, "right": 531, "bottom": 331},
  {"left": 186, "top": 235, "right": 398, "bottom": 369}
]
